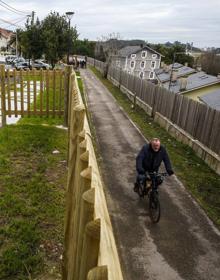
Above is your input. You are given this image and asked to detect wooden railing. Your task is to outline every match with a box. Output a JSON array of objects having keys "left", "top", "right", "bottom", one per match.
[
  {"left": 63, "top": 70, "right": 123, "bottom": 280},
  {"left": 0, "top": 65, "right": 70, "bottom": 126}
]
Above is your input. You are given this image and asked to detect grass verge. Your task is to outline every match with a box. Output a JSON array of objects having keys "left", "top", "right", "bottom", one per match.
[
  {"left": 0, "top": 72, "right": 67, "bottom": 279},
  {"left": 90, "top": 66, "right": 220, "bottom": 228}
]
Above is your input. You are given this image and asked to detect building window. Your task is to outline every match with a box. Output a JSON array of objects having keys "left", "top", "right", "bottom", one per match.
[
  {"left": 151, "top": 61, "right": 156, "bottom": 69},
  {"left": 130, "top": 61, "right": 135, "bottom": 68},
  {"left": 141, "top": 51, "right": 147, "bottom": 58},
  {"left": 139, "top": 72, "right": 144, "bottom": 79},
  {"left": 140, "top": 61, "right": 145, "bottom": 69},
  {"left": 152, "top": 54, "right": 157, "bottom": 59},
  {"left": 131, "top": 54, "right": 136, "bottom": 59},
  {"left": 116, "top": 60, "right": 120, "bottom": 67},
  {"left": 149, "top": 71, "right": 154, "bottom": 79}
]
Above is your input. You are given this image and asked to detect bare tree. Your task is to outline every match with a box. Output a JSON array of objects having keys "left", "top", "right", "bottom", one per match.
[
  {"left": 95, "top": 33, "right": 121, "bottom": 77},
  {"left": 201, "top": 52, "right": 220, "bottom": 76}
]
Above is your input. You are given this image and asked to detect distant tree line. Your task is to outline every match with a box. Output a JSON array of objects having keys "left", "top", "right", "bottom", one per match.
[
  {"left": 150, "top": 41, "right": 194, "bottom": 66},
  {"left": 74, "top": 39, "right": 95, "bottom": 57},
  {"left": 200, "top": 53, "right": 220, "bottom": 76}
]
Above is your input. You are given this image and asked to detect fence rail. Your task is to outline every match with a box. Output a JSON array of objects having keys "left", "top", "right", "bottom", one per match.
[
  {"left": 63, "top": 70, "right": 123, "bottom": 280},
  {"left": 0, "top": 65, "right": 67, "bottom": 125},
  {"left": 88, "top": 58, "right": 220, "bottom": 157}
]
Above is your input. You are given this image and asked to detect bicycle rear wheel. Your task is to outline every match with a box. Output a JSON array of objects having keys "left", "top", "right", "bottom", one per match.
[{"left": 149, "top": 191, "right": 160, "bottom": 223}]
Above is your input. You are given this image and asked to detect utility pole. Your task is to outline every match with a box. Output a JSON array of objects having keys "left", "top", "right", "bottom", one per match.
[
  {"left": 168, "top": 52, "right": 186, "bottom": 90},
  {"left": 168, "top": 53, "right": 176, "bottom": 90},
  {"left": 16, "top": 31, "right": 18, "bottom": 56},
  {"left": 31, "top": 11, "right": 35, "bottom": 26}
]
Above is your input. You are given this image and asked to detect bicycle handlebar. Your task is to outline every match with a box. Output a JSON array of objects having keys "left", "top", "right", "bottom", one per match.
[{"left": 146, "top": 171, "right": 168, "bottom": 177}]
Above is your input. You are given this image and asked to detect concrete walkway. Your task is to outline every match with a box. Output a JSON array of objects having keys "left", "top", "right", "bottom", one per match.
[{"left": 81, "top": 69, "right": 220, "bottom": 280}]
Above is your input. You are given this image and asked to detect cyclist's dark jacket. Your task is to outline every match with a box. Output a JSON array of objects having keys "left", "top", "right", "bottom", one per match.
[{"left": 136, "top": 144, "right": 174, "bottom": 175}]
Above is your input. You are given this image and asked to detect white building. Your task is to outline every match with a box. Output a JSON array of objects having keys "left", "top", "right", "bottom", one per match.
[
  {"left": 0, "top": 28, "right": 14, "bottom": 51},
  {"left": 112, "top": 45, "right": 162, "bottom": 80}
]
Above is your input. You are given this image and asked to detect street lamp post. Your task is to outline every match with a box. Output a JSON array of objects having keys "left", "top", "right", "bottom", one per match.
[{"left": 65, "top": 11, "right": 74, "bottom": 65}]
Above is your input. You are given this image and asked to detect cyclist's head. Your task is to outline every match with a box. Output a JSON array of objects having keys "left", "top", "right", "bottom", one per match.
[{"left": 150, "top": 138, "right": 161, "bottom": 152}]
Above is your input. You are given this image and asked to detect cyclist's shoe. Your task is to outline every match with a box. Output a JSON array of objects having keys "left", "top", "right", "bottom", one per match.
[{"left": 133, "top": 182, "right": 139, "bottom": 193}]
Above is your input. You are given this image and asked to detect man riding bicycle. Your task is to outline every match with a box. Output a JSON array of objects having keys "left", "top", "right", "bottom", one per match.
[{"left": 134, "top": 138, "right": 174, "bottom": 192}]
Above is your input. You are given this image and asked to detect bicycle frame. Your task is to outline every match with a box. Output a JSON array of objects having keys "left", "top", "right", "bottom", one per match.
[
  {"left": 147, "top": 172, "right": 167, "bottom": 192},
  {"left": 137, "top": 172, "right": 167, "bottom": 223}
]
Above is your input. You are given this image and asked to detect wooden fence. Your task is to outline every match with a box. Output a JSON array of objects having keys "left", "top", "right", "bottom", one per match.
[
  {"left": 87, "top": 57, "right": 106, "bottom": 75},
  {"left": 0, "top": 65, "right": 71, "bottom": 126},
  {"left": 63, "top": 69, "right": 123, "bottom": 280},
  {"left": 88, "top": 58, "right": 220, "bottom": 157}
]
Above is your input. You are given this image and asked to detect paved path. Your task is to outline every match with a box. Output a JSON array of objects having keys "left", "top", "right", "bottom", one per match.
[{"left": 81, "top": 69, "right": 220, "bottom": 280}]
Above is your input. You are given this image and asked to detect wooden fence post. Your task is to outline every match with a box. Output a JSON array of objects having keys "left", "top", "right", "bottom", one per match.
[
  {"left": 67, "top": 104, "right": 85, "bottom": 169},
  {"left": 64, "top": 65, "right": 73, "bottom": 127},
  {"left": 79, "top": 219, "right": 101, "bottom": 280},
  {"left": 63, "top": 105, "right": 85, "bottom": 280},
  {"left": 13, "top": 69, "right": 18, "bottom": 117},
  {"left": 0, "top": 65, "right": 6, "bottom": 126},
  {"left": 6, "top": 69, "right": 11, "bottom": 117},
  {"left": 87, "top": 266, "right": 108, "bottom": 280},
  {"left": 20, "top": 70, "right": 24, "bottom": 117},
  {"left": 74, "top": 188, "right": 95, "bottom": 280},
  {"left": 119, "top": 68, "right": 122, "bottom": 89},
  {"left": 68, "top": 73, "right": 75, "bottom": 127}
]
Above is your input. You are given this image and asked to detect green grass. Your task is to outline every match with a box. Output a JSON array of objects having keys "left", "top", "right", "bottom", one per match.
[
  {"left": 0, "top": 124, "right": 67, "bottom": 279},
  {"left": 90, "top": 66, "right": 220, "bottom": 228},
  {"left": 19, "top": 73, "right": 64, "bottom": 126},
  {"left": 0, "top": 71, "right": 68, "bottom": 279},
  {"left": 76, "top": 71, "right": 86, "bottom": 106}
]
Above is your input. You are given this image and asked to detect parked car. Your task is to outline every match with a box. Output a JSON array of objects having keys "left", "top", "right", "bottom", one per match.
[
  {"left": 12, "top": 57, "right": 26, "bottom": 65},
  {"left": 15, "top": 62, "right": 30, "bottom": 70},
  {"left": 5, "top": 55, "right": 17, "bottom": 64},
  {"left": 31, "top": 61, "right": 51, "bottom": 70}
]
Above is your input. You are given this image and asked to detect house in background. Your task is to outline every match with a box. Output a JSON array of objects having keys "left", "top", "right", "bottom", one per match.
[
  {"left": 112, "top": 45, "right": 162, "bottom": 80},
  {"left": 155, "top": 62, "right": 220, "bottom": 107},
  {"left": 199, "top": 89, "right": 220, "bottom": 111},
  {"left": 0, "top": 28, "right": 14, "bottom": 52},
  {"left": 155, "top": 62, "right": 196, "bottom": 86}
]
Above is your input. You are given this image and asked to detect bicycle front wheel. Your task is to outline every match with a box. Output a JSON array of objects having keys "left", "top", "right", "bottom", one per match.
[{"left": 149, "top": 191, "right": 161, "bottom": 223}]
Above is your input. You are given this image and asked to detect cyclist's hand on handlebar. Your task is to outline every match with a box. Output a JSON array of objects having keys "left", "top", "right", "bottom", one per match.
[{"left": 167, "top": 170, "right": 174, "bottom": 176}]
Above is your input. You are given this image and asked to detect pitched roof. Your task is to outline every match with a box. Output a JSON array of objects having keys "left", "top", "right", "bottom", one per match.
[
  {"left": 155, "top": 63, "right": 196, "bottom": 83},
  {"left": 199, "top": 90, "right": 220, "bottom": 111},
  {"left": 118, "top": 45, "right": 162, "bottom": 57},
  {"left": 0, "top": 28, "right": 13, "bottom": 39},
  {"left": 163, "top": 72, "right": 220, "bottom": 94},
  {"left": 118, "top": 46, "right": 142, "bottom": 57}
]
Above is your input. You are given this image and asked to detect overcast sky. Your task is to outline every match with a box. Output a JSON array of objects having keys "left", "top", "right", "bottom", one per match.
[{"left": 1, "top": 0, "right": 220, "bottom": 48}]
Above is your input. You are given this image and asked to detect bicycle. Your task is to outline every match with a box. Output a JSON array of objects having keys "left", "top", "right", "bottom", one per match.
[{"left": 137, "top": 172, "right": 167, "bottom": 223}]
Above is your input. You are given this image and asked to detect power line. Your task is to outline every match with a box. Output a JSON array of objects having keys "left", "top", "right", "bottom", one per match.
[
  {"left": 0, "top": 3, "right": 27, "bottom": 16},
  {"left": 0, "top": 17, "right": 24, "bottom": 28},
  {"left": 0, "top": 1, "right": 31, "bottom": 16},
  {"left": 1, "top": 16, "right": 28, "bottom": 29},
  {"left": 0, "top": 0, "right": 30, "bottom": 14}
]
